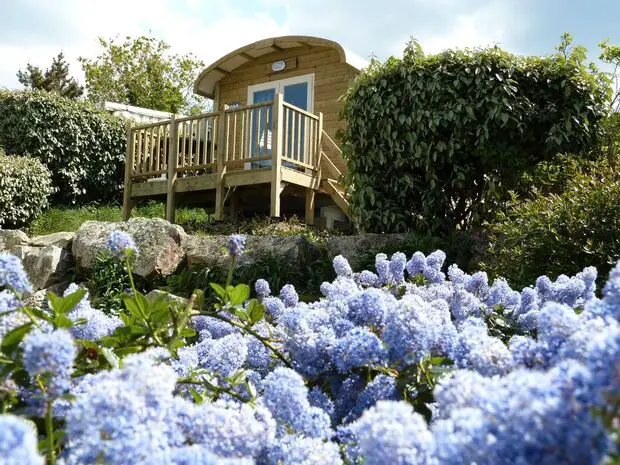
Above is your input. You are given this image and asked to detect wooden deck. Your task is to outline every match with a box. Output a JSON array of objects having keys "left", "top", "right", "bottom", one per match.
[{"left": 123, "top": 94, "right": 349, "bottom": 224}]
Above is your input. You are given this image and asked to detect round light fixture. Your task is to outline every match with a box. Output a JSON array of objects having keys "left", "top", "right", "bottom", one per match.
[{"left": 272, "top": 60, "right": 286, "bottom": 72}]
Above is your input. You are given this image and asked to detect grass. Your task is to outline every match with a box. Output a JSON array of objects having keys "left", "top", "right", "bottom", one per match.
[
  {"left": 27, "top": 201, "right": 335, "bottom": 240},
  {"left": 28, "top": 202, "right": 214, "bottom": 236}
]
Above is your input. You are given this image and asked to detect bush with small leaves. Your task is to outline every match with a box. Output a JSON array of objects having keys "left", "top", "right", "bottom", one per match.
[{"left": 0, "top": 149, "right": 53, "bottom": 228}]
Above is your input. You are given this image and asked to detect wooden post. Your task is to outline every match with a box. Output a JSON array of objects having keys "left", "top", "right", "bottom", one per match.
[
  {"left": 122, "top": 122, "right": 134, "bottom": 221},
  {"left": 270, "top": 93, "right": 284, "bottom": 218},
  {"left": 166, "top": 116, "right": 178, "bottom": 223},
  {"left": 305, "top": 188, "right": 315, "bottom": 225},
  {"left": 315, "top": 112, "right": 324, "bottom": 180},
  {"left": 215, "top": 105, "right": 229, "bottom": 220}
]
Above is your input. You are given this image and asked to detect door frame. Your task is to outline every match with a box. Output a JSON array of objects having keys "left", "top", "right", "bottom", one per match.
[{"left": 246, "top": 73, "right": 315, "bottom": 112}]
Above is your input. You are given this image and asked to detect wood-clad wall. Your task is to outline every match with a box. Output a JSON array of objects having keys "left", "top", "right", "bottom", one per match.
[{"left": 216, "top": 46, "right": 358, "bottom": 173}]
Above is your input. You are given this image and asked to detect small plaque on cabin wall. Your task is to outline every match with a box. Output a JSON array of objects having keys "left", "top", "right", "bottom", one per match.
[{"left": 272, "top": 60, "right": 286, "bottom": 72}]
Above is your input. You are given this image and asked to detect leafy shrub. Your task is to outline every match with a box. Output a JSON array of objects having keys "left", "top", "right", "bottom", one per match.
[
  {"left": 483, "top": 158, "right": 620, "bottom": 288},
  {"left": 0, "top": 149, "right": 54, "bottom": 228},
  {"left": 0, "top": 233, "right": 617, "bottom": 464},
  {"left": 0, "top": 89, "right": 126, "bottom": 205},
  {"left": 341, "top": 42, "right": 608, "bottom": 233}
]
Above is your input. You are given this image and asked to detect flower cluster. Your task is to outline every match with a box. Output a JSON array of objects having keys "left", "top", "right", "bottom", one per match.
[
  {"left": 0, "top": 233, "right": 618, "bottom": 464},
  {"left": 105, "top": 230, "right": 138, "bottom": 258}
]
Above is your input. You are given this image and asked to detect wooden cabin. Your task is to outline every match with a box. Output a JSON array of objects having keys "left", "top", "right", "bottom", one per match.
[{"left": 122, "top": 35, "right": 365, "bottom": 226}]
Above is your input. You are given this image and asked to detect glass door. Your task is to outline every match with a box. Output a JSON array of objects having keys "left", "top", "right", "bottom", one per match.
[{"left": 247, "top": 74, "right": 314, "bottom": 169}]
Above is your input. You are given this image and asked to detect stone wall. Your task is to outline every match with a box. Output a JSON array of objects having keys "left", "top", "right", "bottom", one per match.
[{"left": 1, "top": 219, "right": 424, "bottom": 294}]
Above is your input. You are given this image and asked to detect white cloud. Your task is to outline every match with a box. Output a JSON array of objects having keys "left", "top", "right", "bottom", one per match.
[
  {"left": 0, "top": 0, "right": 289, "bottom": 89},
  {"left": 0, "top": 0, "right": 531, "bottom": 90}
]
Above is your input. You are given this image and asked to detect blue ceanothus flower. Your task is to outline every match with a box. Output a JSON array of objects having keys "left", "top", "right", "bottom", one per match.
[
  {"left": 331, "top": 327, "right": 387, "bottom": 373},
  {"left": 255, "top": 278, "right": 271, "bottom": 299},
  {"left": 333, "top": 255, "right": 353, "bottom": 278},
  {"left": 0, "top": 414, "right": 45, "bottom": 465},
  {"left": 279, "top": 284, "right": 299, "bottom": 308},
  {"left": 105, "top": 231, "right": 138, "bottom": 258},
  {"left": 227, "top": 234, "right": 246, "bottom": 258},
  {"left": 262, "top": 367, "right": 332, "bottom": 439},
  {"left": 0, "top": 253, "right": 32, "bottom": 294},
  {"left": 63, "top": 283, "right": 122, "bottom": 341},
  {"left": 21, "top": 328, "right": 76, "bottom": 398},
  {"left": 265, "top": 434, "right": 343, "bottom": 465},
  {"left": 351, "top": 401, "right": 436, "bottom": 465}
]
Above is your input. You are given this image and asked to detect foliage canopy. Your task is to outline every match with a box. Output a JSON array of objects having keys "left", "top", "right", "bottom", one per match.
[
  {"left": 341, "top": 39, "right": 609, "bottom": 234},
  {"left": 79, "top": 36, "right": 206, "bottom": 114},
  {"left": 16, "top": 52, "right": 83, "bottom": 100}
]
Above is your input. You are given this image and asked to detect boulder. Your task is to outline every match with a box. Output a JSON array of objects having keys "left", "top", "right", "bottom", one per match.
[
  {"left": 24, "top": 283, "right": 67, "bottom": 310},
  {"left": 183, "top": 235, "right": 314, "bottom": 270},
  {"left": 72, "top": 218, "right": 186, "bottom": 279},
  {"left": 325, "top": 233, "right": 414, "bottom": 271},
  {"left": 0, "top": 230, "right": 29, "bottom": 253},
  {"left": 11, "top": 244, "right": 74, "bottom": 292},
  {"left": 29, "top": 232, "right": 74, "bottom": 249}
]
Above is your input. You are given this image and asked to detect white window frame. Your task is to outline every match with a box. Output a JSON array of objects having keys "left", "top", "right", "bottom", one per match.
[{"left": 247, "top": 73, "right": 315, "bottom": 112}]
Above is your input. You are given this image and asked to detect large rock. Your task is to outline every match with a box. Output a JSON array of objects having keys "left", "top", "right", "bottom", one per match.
[
  {"left": 72, "top": 218, "right": 186, "bottom": 279},
  {"left": 11, "top": 244, "right": 73, "bottom": 291},
  {"left": 29, "top": 232, "right": 74, "bottom": 249},
  {"left": 183, "top": 235, "right": 314, "bottom": 270},
  {"left": 0, "top": 230, "right": 29, "bottom": 253},
  {"left": 325, "top": 233, "right": 414, "bottom": 271}
]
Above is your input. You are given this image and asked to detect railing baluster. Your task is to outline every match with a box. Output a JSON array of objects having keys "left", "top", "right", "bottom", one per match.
[
  {"left": 283, "top": 108, "right": 289, "bottom": 160},
  {"left": 210, "top": 116, "right": 216, "bottom": 165},
  {"left": 240, "top": 111, "right": 245, "bottom": 162},
  {"left": 296, "top": 112, "right": 302, "bottom": 163},
  {"left": 136, "top": 129, "right": 143, "bottom": 173},
  {"left": 162, "top": 123, "right": 169, "bottom": 170},
  {"left": 247, "top": 108, "right": 253, "bottom": 163}
]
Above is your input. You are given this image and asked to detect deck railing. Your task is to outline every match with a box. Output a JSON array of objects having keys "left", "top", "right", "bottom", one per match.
[{"left": 124, "top": 93, "right": 324, "bottom": 220}]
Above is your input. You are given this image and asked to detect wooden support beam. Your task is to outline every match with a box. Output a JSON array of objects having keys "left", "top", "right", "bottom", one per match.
[
  {"left": 270, "top": 93, "right": 283, "bottom": 218},
  {"left": 215, "top": 106, "right": 228, "bottom": 220},
  {"left": 239, "top": 51, "right": 254, "bottom": 61},
  {"left": 123, "top": 122, "right": 134, "bottom": 221},
  {"left": 166, "top": 115, "right": 178, "bottom": 223},
  {"left": 215, "top": 66, "right": 231, "bottom": 75},
  {"left": 271, "top": 43, "right": 284, "bottom": 52},
  {"left": 305, "top": 187, "right": 315, "bottom": 226}
]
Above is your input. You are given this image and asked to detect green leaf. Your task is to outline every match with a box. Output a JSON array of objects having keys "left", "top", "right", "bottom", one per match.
[
  {"left": 53, "top": 314, "right": 74, "bottom": 329},
  {"left": 180, "top": 327, "right": 197, "bottom": 338},
  {"left": 122, "top": 295, "right": 143, "bottom": 319},
  {"left": 228, "top": 284, "right": 250, "bottom": 306},
  {"left": 1, "top": 323, "right": 33, "bottom": 352},
  {"left": 247, "top": 300, "right": 265, "bottom": 325},
  {"left": 189, "top": 388, "right": 204, "bottom": 404},
  {"left": 210, "top": 283, "right": 227, "bottom": 299},
  {"left": 48, "top": 288, "right": 87, "bottom": 315}
]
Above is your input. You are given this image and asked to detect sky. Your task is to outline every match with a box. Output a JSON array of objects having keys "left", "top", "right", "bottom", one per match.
[{"left": 0, "top": 0, "right": 619, "bottom": 91}]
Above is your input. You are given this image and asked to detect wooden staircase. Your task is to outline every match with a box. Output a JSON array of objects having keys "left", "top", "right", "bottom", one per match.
[{"left": 319, "top": 131, "right": 349, "bottom": 215}]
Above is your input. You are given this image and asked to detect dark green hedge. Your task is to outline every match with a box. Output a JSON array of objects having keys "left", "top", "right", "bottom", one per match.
[
  {"left": 341, "top": 43, "right": 608, "bottom": 233},
  {"left": 0, "top": 90, "right": 126, "bottom": 205}
]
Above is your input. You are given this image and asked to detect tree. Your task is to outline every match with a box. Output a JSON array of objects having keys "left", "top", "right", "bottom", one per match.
[
  {"left": 79, "top": 35, "right": 206, "bottom": 114},
  {"left": 16, "top": 52, "right": 83, "bottom": 99}
]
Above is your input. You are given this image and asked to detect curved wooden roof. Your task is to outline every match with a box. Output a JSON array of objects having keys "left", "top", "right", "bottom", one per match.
[{"left": 194, "top": 35, "right": 366, "bottom": 98}]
